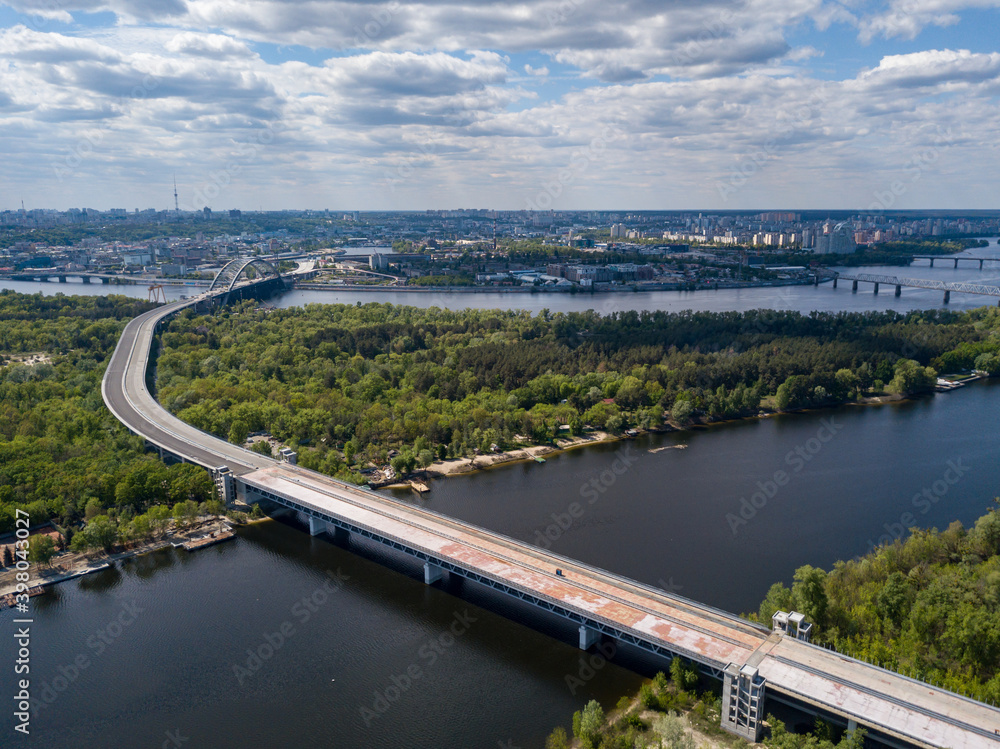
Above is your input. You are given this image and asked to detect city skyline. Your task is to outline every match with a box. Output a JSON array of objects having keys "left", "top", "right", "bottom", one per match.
[{"left": 1, "top": 1, "right": 999, "bottom": 211}]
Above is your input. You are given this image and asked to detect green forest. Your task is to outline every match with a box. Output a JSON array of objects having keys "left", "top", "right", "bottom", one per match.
[
  {"left": 0, "top": 291, "right": 215, "bottom": 540},
  {"left": 753, "top": 503, "right": 1000, "bottom": 706},
  {"left": 155, "top": 302, "right": 1000, "bottom": 483}
]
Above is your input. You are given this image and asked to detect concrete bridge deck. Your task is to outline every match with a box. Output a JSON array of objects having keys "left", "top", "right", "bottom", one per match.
[{"left": 102, "top": 282, "right": 1000, "bottom": 749}]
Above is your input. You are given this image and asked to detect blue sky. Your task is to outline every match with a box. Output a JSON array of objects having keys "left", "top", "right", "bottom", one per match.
[{"left": 1, "top": 0, "right": 999, "bottom": 211}]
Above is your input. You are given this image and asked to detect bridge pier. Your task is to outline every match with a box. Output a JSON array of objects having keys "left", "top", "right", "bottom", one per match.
[
  {"left": 82, "top": 276, "right": 92, "bottom": 284},
  {"left": 929, "top": 258, "right": 934, "bottom": 267},
  {"left": 832, "top": 277, "right": 837, "bottom": 289},
  {"left": 954, "top": 258, "right": 959, "bottom": 268},
  {"left": 847, "top": 718, "right": 858, "bottom": 736},
  {"left": 212, "top": 467, "right": 236, "bottom": 505},
  {"left": 980, "top": 259, "right": 984, "bottom": 269},
  {"left": 851, "top": 280, "right": 858, "bottom": 292},
  {"left": 578, "top": 625, "right": 601, "bottom": 650},
  {"left": 895, "top": 285, "right": 901, "bottom": 297},
  {"left": 873, "top": 282, "right": 879, "bottom": 295},
  {"left": 943, "top": 291, "right": 950, "bottom": 304},
  {"left": 308, "top": 516, "right": 327, "bottom": 536},
  {"left": 721, "top": 663, "right": 766, "bottom": 742},
  {"left": 423, "top": 562, "right": 445, "bottom": 585}
]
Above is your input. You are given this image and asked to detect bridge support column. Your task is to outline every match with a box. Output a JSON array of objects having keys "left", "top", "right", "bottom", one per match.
[
  {"left": 83, "top": 276, "right": 91, "bottom": 284},
  {"left": 852, "top": 280, "right": 858, "bottom": 292},
  {"left": 721, "top": 664, "right": 766, "bottom": 742},
  {"left": 847, "top": 718, "right": 858, "bottom": 736},
  {"left": 980, "top": 259, "right": 984, "bottom": 269},
  {"left": 873, "top": 282, "right": 879, "bottom": 294},
  {"left": 929, "top": 258, "right": 934, "bottom": 267},
  {"left": 578, "top": 625, "right": 600, "bottom": 650},
  {"left": 895, "top": 285, "right": 901, "bottom": 297},
  {"left": 943, "top": 291, "right": 951, "bottom": 304},
  {"left": 212, "top": 467, "right": 236, "bottom": 505},
  {"left": 308, "top": 516, "right": 326, "bottom": 536},
  {"left": 954, "top": 258, "right": 959, "bottom": 268},
  {"left": 423, "top": 562, "right": 444, "bottom": 585}
]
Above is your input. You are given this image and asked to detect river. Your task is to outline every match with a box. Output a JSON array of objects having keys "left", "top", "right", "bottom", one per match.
[{"left": 3, "top": 245, "right": 1000, "bottom": 747}]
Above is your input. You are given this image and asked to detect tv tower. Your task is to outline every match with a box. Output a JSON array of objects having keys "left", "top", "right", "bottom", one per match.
[{"left": 173, "top": 176, "right": 179, "bottom": 212}]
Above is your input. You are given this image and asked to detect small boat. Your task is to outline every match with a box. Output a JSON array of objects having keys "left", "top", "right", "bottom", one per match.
[{"left": 533, "top": 456, "right": 546, "bottom": 464}]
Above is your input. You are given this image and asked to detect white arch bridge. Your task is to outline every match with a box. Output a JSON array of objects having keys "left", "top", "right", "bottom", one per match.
[{"left": 208, "top": 257, "right": 285, "bottom": 296}]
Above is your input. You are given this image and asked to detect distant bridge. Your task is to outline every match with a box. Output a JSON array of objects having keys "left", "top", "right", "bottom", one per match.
[
  {"left": 911, "top": 255, "right": 1000, "bottom": 269},
  {"left": 831, "top": 272, "right": 1000, "bottom": 304},
  {"left": 4, "top": 271, "right": 212, "bottom": 286}
]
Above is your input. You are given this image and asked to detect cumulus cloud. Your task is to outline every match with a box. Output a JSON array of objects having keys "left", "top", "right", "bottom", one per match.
[
  {"left": 165, "top": 32, "right": 255, "bottom": 60},
  {"left": 0, "top": 0, "right": 998, "bottom": 209},
  {"left": 855, "top": 0, "right": 1000, "bottom": 42},
  {"left": 856, "top": 49, "right": 1000, "bottom": 88}
]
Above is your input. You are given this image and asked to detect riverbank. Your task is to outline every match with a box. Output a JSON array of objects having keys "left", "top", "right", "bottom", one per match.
[
  {"left": 0, "top": 515, "right": 233, "bottom": 601},
  {"left": 423, "top": 430, "right": 618, "bottom": 477},
  {"left": 385, "top": 389, "right": 928, "bottom": 488},
  {"left": 292, "top": 277, "right": 820, "bottom": 295}
]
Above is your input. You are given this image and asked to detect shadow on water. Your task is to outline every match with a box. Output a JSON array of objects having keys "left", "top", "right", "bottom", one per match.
[
  {"left": 76, "top": 564, "right": 123, "bottom": 594},
  {"left": 237, "top": 515, "right": 657, "bottom": 681}
]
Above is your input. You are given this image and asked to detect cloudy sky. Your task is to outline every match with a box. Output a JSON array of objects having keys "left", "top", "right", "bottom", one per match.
[{"left": 1, "top": 0, "right": 998, "bottom": 211}]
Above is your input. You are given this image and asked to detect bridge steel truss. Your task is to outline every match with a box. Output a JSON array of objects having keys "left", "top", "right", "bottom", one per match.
[
  {"left": 209, "top": 257, "right": 282, "bottom": 294},
  {"left": 245, "top": 479, "right": 730, "bottom": 680},
  {"left": 835, "top": 272, "right": 1000, "bottom": 297}
]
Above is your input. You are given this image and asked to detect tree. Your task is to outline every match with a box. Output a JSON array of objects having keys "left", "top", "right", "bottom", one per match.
[
  {"left": 172, "top": 500, "right": 199, "bottom": 529},
  {"left": 974, "top": 352, "right": 1000, "bottom": 376},
  {"left": 670, "top": 657, "right": 699, "bottom": 692},
  {"left": 147, "top": 505, "right": 171, "bottom": 536},
  {"left": 792, "top": 565, "right": 829, "bottom": 629},
  {"left": 79, "top": 515, "right": 119, "bottom": 553},
  {"left": 671, "top": 398, "right": 693, "bottom": 426},
  {"left": 201, "top": 499, "right": 225, "bottom": 516},
  {"left": 887, "top": 359, "right": 936, "bottom": 396},
  {"left": 758, "top": 582, "right": 795, "bottom": 623},
  {"left": 344, "top": 438, "right": 358, "bottom": 465},
  {"left": 27, "top": 534, "right": 56, "bottom": 566},
  {"left": 251, "top": 440, "right": 273, "bottom": 456},
  {"left": 651, "top": 713, "right": 695, "bottom": 749},
  {"left": 228, "top": 419, "right": 250, "bottom": 445},
  {"left": 2, "top": 545, "right": 13, "bottom": 568},
  {"left": 128, "top": 513, "right": 152, "bottom": 542},
  {"left": 876, "top": 571, "right": 911, "bottom": 626},
  {"left": 576, "top": 700, "right": 604, "bottom": 747},
  {"left": 84, "top": 497, "right": 104, "bottom": 521},
  {"left": 545, "top": 726, "right": 570, "bottom": 749}
]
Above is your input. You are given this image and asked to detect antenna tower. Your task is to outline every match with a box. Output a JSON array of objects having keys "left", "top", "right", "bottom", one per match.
[{"left": 173, "top": 176, "right": 179, "bottom": 212}]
